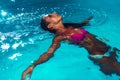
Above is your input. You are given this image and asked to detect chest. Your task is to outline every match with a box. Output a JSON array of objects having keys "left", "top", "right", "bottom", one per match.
[{"left": 63, "top": 29, "right": 88, "bottom": 44}]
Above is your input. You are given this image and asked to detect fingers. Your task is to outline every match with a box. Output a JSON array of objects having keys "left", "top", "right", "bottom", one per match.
[
  {"left": 28, "top": 73, "right": 32, "bottom": 79},
  {"left": 21, "top": 72, "right": 31, "bottom": 80},
  {"left": 21, "top": 66, "right": 34, "bottom": 80},
  {"left": 83, "top": 16, "right": 93, "bottom": 24},
  {"left": 87, "top": 16, "right": 93, "bottom": 20},
  {"left": 21, "top": 72, "right": 26, "bottom": 80},
  {"left": 21, "top": 68, "right": 33, "bottom": 80},
  {"left": 28, "top": 71, "right": 32, "bottom": 78}
]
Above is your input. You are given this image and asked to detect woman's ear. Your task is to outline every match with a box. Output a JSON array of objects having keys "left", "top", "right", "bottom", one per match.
[{"left": 47, "top": 23, "right": 54, "bottom": 29}]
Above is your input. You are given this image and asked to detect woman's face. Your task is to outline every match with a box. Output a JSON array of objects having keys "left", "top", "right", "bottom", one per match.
[{"left": 43, "top": 13, "right": 62, "bottom": 24}]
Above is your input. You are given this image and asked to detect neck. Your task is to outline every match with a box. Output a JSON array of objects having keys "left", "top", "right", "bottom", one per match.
[{"left": 55, "top": 21, "right": 67, "bottom": 34}]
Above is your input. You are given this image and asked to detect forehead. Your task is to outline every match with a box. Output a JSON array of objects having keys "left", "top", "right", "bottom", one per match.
[
  {"left": 44, "top": 14, "right": 49, "bottom": 17},
  {"left": 43, "top": 17, "right": 49, "bottom": 23},
  {"left": 43, "top": 14, "right": 52, "bottom": 22},
  {"left": 43, "top": 14, "right": 49, "bottom": 19},
  {"left": 43, "top": 14, "right": 48, "bottom": 19}
]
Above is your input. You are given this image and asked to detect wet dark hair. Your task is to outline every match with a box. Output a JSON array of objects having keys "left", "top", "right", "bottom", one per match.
[{"left": 40, "top": 18, "right": 56, "bottom": 33}]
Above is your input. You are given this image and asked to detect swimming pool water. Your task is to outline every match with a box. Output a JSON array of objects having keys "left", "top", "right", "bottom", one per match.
[{"left": 0, "top": 0, "right": 120, "bottom": 80}]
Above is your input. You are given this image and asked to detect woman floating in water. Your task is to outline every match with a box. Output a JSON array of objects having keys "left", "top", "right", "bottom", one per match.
[{"left": 21, "top": 13, "right": 120, "bottom": 80}]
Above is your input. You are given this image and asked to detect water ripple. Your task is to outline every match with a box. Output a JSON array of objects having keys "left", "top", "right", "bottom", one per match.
[{"left": 0, "top": 4, "right": 108, "bottom": 53}]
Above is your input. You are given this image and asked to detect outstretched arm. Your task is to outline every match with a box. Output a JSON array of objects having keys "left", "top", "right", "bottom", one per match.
[
  {"left": 63, "top": 16, "right": 93, "bottom": 28},
  {"left": 21, "top": 35, "right": 63, "bottom": 80},
  {"left": 79, "top": 16, "right": 93, "bottom": 26}
]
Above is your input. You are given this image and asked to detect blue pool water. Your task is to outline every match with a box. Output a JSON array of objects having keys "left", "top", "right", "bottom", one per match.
[{"left": 0, "top": 0, "right": 120, "bottom": 80}]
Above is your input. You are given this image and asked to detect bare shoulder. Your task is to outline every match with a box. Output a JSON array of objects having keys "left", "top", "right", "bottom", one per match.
[{"left": 52, "top": 35, "right": 64, "bottom": 43}]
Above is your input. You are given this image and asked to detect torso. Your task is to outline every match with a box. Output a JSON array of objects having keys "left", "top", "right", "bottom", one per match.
[
  {"left": 81, "top": 33, "right": 110, "bottom": 55},
  {"left": 58, "top": 27, "right": 110, "bottom": 55}
]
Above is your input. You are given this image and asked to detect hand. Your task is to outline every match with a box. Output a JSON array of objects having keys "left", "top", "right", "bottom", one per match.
[
  {"left": 80, "top": 16, "right": 93, "bottom": 26},
  {"left": 84, "top": 16, "right": 93, "bottom": 23},
  {"left": 87, "top": 16, "right": 93, "bottom": 20},
  {"left": 21, "top": 65, "right": 34, "bottom": 80}
]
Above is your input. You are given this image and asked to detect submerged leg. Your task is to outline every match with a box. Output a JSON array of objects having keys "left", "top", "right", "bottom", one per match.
[
  {"left": 110, "top": 47, "right": 120, "bottom": 60},
  {"left": 113, "top": 47, "right": 120, "bottom": 54},
  {"left": 89, "top": 56, "right": 120, "bottom": 75},
  {"left": 100, "top": 57, "right": 120, "bottom": 75}
]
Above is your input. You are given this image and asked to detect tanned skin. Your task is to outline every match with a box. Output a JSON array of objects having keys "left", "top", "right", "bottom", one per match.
[{"left": 21, "top": 13, "right": 120, "bottom": 80}]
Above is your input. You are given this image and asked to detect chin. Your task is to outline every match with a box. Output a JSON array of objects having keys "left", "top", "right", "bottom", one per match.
[
  {"left": 55, "top": 16, "right": 62, "bottom": 24},
  {"left": 58, "top": 16, "right": 62, "bottom": 21}
]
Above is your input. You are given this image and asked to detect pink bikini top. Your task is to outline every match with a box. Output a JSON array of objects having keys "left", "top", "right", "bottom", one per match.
[{"left": 70, "top": 29, "right": 88, "bottom": 44}]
